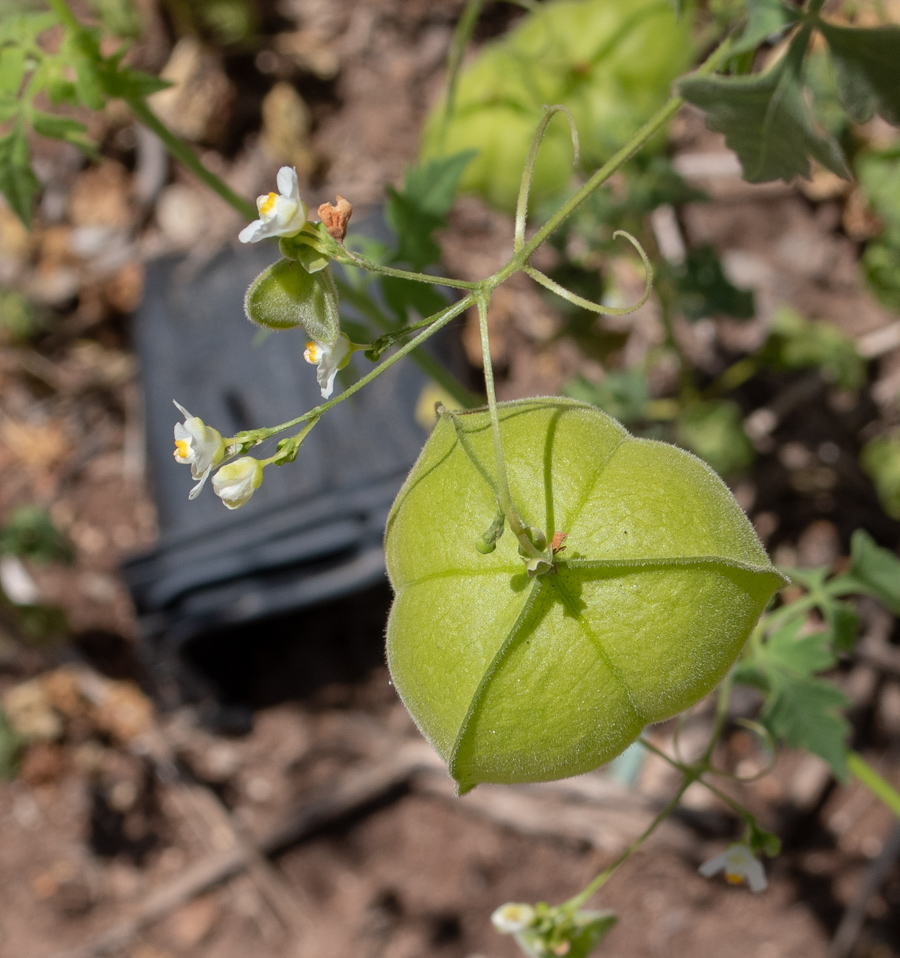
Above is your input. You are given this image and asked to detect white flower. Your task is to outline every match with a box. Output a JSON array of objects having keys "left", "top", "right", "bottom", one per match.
[
  {"left": 304, "top": 332, "right": 352, "bottom": 399},
  {"left": 238, "top": 167, "right": 308, "bottom": 243},
  {"left": 173, "top": 401, "right": 225, "bottom": 499},
  {"left": 491, "top": 903, "right": 536, "bottom": 934},
  {"left": 699, "top": 843, "right": 767, "bottom": 892},
  {"left": 211, "top": 457, "right": 264, "bottom": 510}
]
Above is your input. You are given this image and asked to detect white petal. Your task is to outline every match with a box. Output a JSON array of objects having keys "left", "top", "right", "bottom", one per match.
[
  {"left": 239, "top": 219, "right": 271, "bottom": 243},
  {"left": 188, "top": 465, "right": 212, "bottom": 500},
  {"left": 698, "top": 853, "right": 727, "bottom": 878},
  {"left": 0, "top": 555, "right": 40, "bottom": 605},
  {"left": 276, "top": 166, "right": 298, "bottom": 200},
  {"left": 317, "top": 362, "right": 338, "bottom": 398},
  {"left": 744, "top": 859, "right": 768, "bottom": 893}
]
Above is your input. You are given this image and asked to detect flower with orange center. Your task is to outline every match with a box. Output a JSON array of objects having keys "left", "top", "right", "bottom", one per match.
[
  {"left": 699, "top": 843, "right": 767, "bottom": 892},
  {"left": 303, "top": 332, "right": 353, "bottom": 399},
  {"left": 173, "top": 401, "right": 226, "bottom": 499},
  {"left": 239, "top": 167, "right": 308, "bottom": 243}
]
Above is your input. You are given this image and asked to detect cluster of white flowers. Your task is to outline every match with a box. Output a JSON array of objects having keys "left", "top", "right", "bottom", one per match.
[{"left": 173, "top": 403, "right": 263, "bottom": 510}]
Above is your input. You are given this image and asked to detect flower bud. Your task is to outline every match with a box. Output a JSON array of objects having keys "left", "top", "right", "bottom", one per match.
[{"left": 212, "top": 457, "right": 264, "bottom": 510}]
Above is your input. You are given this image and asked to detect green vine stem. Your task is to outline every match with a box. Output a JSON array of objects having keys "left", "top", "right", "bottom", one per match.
[
  {"left": 235, "top": 295, "right": 475, "bottom": 444},
  {"left": 848, "top": 752, "right": 900, "bottom": 819},
  {"left": 125, "top": 97, "right": 257, "bottom": 221},
  {"left": 564, "top": 770, "right": 698, "bottom": 912},
  {"left": 475, "top": 293, "right": 546, "bottom": 563}
]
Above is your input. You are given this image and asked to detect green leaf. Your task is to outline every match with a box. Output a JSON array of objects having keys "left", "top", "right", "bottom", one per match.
[
  {"left": 386, "top": 399, "right": 785, "bottom": 790},
  {"left": 678, "top": 41, "right": 848, "bottom": 184},
  {"left": 861, "top": 436, "right": 900, "bottom": 522},
  {"left": 0, "top": 12, "right": 55, "bottom": 46},
  {"left": 98, "top": 62, "right": 170, "bottom": 99},
  {"left": 0, "top": 46, "right": 26, "bottom": 96},
  {"left": 381, "top": 275, "right": 447, "bottom": 325},
  {"left": 849, "top": 529, "right": 900, "bottom": 615},
  {"left": 402, "top": 150, "right": 477, "bottom": 220},
  {"left": 818, "top": 21, "right": 900, "bottom": 127},
  {"left": 762, "top": 672, "right": 849, "bottom": 779},
  {"left": 676, "top": 400, "right": 755, "bottom": 477},
  {"left": 384, "top": 152, "right": 475, "bottom": 271},
  {"left": 825, "top": 600, "right": 859, "bottom": 653},
  {"left": 385, "top": 187, "right": 442, "bottom": 271},
  {"left": 732, "top": 0, "right": 802, "bottom": 56},
  {"left": 756, "top": 306, "right": 864, "bottom": 390},
  {"left": 0, "top": 707, "right": 21, "bottom": 781},
  {"left": 0, "top": 130, "right": 39, "bottom": 227},
  {"left": 763, "top": 619, "right": 835, "bottom": 676},
  {"left": 0, "top": 506, "right": 72, "bottom": 564},
  {"left": 563, "top": 369, "right": 649, "bottom": 427},
  {"left": 30, "top": 110, "right": 96, "bottom": 154},
  {"left": 674, "top": 245, "right": 754, "bottom": 321}
]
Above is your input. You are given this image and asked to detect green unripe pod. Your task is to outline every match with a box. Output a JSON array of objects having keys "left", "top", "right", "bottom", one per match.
[
  {"left": 385, "top": 398, "right": 786, "bottom": 793},
  {"left": 244, "top": 258, "right": 340, "bottom": 343}
]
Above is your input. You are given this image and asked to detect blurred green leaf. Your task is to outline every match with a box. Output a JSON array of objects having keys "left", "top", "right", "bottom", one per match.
[
  {"left": 817, "top": 21, "right": 900, "bottom": 127},
  {"left": 0, "top": 45, "right": 26, "bottom": 96},
  {"left": 0, "top": 507, "right": 73, "bottom": 565},
  {"left": 678, "top": 38, "right": 848, "bottom": 184},
  {"left": 825, "top": 600, "right": 859, "bottom": 654},
  {"left": 860, "top": 436, "right": 900, "bottom": 522},
  {"left": 401, "top": 150, "right": 478, "bottom": 220},
  {"left": 676, "top": 399, "right": 755, "bottom": 477},
  {"left": 674, "top": 245, "right": 754, "bottom": 321},
  {"left": 0, "top": 129, "right": 39, "bottom": 227},
  {"left": 386, "top": 151, "right": 475, "bottom": 271},
  {"left": 87, "top": 0, "right": 141, "bottom": 39},
  {"left": 381, "top": 275, "right": 447, "bottom": 325},
  {"left": 731, "top": 0, "right": 801, "bottom": 56},
  {"left": 0, "top": 707, "right": 20, "bottom": 780},
  {"left": 563, "top": 369, "right": 649, "bottom": 426},
  {"left": 756, "top": 306, "right": 865, "bottom": 390},
  {"left": 761, "top": 672, "right": 849, "bottom": 779},
  {"left": 0, "top": 288, "right": 46, "bottom": 342},
  {"left": 736, "top": 618, "right": 849, "bottom": 779},
  {"left": 849, "top": 529, "right": 900, "bottom": 614},
  {"left": 30, "top": 110, "right": 96, "bottom": 154}
]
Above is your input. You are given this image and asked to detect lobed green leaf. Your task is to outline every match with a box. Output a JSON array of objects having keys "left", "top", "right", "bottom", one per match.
[
  {"left": 678, "top": 42, "right": 848, "bottom": 184},
  {"left": 817, "top": 21, "right": 900, "bottom": 127}
]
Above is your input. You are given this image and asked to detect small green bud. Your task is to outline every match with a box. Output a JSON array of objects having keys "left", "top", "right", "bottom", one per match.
[
  {"left": 477, "top": 511, "right": 506, "bottom": 554},
  {"left": 244, "top": 258, "right": 340, "bottom": 344}
]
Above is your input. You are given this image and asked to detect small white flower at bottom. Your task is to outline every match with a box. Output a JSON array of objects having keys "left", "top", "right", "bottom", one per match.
[
  {"left": 699, "top": 843, "right": 767, "bottom": 892},
  {"left": 491, "top": 903, "right": 536, "bottom": 934},
  {"left": 304, "top": 332, "right": 352, "bottom": 399},
  {"left": 173, "top": 401, "right": 225, "bottom": 499},
  {"left": 238, "top": 167, "right": 308, "bottom": 244},
  {"left": 211, "top": 457, "right": 264, "bottom": 510}
]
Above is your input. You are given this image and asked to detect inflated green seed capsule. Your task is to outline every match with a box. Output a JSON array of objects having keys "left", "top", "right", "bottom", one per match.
[
  {"left": 385, "top": 398, "right": 786, "bottom": 793},
  {"left": 244, "top": 258, "right": 339, "bottom": 343}
]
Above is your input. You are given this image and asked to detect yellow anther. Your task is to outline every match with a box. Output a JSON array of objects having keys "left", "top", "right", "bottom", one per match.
[
  {"left": 259, "top": 192, "right": 278, "bottom": 216},
  {"left": 175, "top": 439, "right": 190, "bottom": 459},
  {"left": 725, "top": 872, "right": 742, "bottom": 885},
  {"left": 304, "top": 342, "right": 320, "bottom": 364}
]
